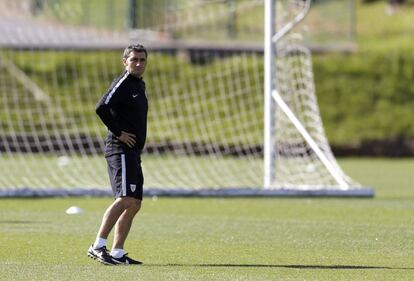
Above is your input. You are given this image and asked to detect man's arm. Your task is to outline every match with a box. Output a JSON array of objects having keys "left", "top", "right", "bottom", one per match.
[
  {"left": 96, "top": 79, "right": 138, "bottom": 148},
  {"left": 95, "top": 96, "right": 122, "bottom": 138}
]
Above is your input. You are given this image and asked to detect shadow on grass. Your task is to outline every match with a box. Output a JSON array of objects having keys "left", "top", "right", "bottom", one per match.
[{"left": 144, "top": 264, "right": 414, "bottom": 270}]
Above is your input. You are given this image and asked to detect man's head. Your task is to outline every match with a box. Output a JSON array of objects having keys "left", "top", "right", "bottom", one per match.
[{"left": 122, "top": 44, "right": 148, "bottom": 78}]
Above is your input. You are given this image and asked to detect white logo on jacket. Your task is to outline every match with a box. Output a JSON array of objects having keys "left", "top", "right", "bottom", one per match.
[{"left": 130, "top": 184, "right": 136, "bottom": 192}]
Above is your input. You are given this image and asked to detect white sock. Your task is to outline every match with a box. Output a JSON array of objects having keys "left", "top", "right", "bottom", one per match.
[
  {"left": 111, "top": 248, "right": 125, "bottom": 258},
  {"left": 93, "top": 237, "right": 107, "bottom": 249}
]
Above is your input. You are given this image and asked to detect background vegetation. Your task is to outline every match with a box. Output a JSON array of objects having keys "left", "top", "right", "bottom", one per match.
[
  {"left": 313, "top": 0, "right": 414, "bottom": 148},
  {"left": 2, "top": 0, "right": 414, "bottom": 154}
]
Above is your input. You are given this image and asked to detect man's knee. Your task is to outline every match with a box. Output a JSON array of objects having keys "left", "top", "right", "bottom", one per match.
[
  {"left": 116, "top": 196, "right": 141, "bottom": 211},
  {"left": 131, "top": 198, "right": 142, "bottom": 212}
]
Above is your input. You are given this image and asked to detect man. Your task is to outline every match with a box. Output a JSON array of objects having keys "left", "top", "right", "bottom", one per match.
[{"left": 87, "top": 44, "right": 148, "bottom": 265}]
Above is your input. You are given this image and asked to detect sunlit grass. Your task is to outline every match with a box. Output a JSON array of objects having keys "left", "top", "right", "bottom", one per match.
[{"left": 1, "top": 158, "right": 414, "bottom": 280}]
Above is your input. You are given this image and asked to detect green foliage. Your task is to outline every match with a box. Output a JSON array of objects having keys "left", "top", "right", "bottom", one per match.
[
  {"left": 37, "top": 0, "right": 127, "bottom": 29},
  {"left": 312, "top": 1, "right": 414, "bottom": 146},
  {"left": 1, "top": 50, "right": 264, "bottom": 143},
  {"left": 313, "top": 50, "right": 414, "bottom": 145},
  {"left": 3, "top": 46, "right": 414, "bottom": 146},
  {"left": 3, "top": 1, "right": 414, "bottom": 148}
]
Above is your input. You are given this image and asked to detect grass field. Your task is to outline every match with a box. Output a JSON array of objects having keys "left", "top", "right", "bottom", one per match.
[
  {"left": 1, "top": 158, "right": 413, "bottom": 281},
  {"left": 1, "top": 2, "right": 413, "bottom": 280}
]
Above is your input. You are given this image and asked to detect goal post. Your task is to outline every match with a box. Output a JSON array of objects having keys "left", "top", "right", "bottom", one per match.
[
  {"left": 264, "top": 0, "right": 373, "bottom": 196},
  {"left": 0, "top": 0, "right": 373, "bottom": 197},
  {"left": 264, "top": 0, "right": 276, "bottom": 189}
]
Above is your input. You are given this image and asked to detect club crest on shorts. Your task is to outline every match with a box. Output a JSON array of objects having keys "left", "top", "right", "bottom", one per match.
[{"left": 130, "top": 184, "right": 136, "bottom": 192}]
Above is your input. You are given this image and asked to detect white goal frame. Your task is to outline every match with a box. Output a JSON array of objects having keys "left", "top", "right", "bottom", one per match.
[
  {"left": 264, "top": 0, "right": 373, "bottom": 197},
  {"left": 0, "top": 0, "right": 374, "bottom": 198}
]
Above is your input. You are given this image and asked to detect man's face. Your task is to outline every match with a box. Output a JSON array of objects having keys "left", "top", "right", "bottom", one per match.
[{"left": 123, "top": 50, "right": 147, "bottom": 78}]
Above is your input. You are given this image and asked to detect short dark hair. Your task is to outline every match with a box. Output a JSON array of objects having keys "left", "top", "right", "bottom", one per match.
[{"left": 122, "top": 44, "right": 148, "bottom": 59}]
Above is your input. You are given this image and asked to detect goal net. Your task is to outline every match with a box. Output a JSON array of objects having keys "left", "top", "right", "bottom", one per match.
[{"left": 0, "top": 0, "right": 372, "bottom": 197}]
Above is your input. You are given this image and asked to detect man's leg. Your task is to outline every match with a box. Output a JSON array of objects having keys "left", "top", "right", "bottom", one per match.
[
  {"left": 112, "top": 197, "right": 141, "bottom": 249},
  {"left": 88, "top": 199, "right": 130, "bottom": 265},
  {"left": 97, "top": 197, "right": 138, "bottom": 240},
  {"left": 110, "top": 197, "right": 143, "bottom": 265},
  {"left": 110, "top": 152, "right": 143, "bottom": 252},
  {"left": 90, "top": 152, "right": 143, "bottom": 265}
]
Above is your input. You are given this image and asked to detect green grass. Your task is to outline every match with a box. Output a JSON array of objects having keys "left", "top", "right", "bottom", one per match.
[{"left": 1, "top": 158, "right": 414, "bottom": 281}]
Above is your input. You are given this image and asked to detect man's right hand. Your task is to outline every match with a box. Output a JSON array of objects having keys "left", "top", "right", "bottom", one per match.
[{"left": 118, "top": 131, "right": 136, "bottom": 148}]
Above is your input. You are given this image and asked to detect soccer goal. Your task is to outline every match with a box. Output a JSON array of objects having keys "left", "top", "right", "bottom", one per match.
[{"left": 0, "top": 0, "right": 373, "bottom": 197}]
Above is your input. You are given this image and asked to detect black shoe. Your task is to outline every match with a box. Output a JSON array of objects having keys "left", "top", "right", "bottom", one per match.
[
  {"left": 87, "top": 245, "right": 116, "bottom": 265},
  {"left": 111, "top": 253, "right": 142, "bottom": 265}
]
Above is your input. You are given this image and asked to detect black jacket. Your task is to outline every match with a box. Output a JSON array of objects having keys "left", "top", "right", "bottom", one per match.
[{"left": 96, "top": 71, "right": 148, "bottom": 157}]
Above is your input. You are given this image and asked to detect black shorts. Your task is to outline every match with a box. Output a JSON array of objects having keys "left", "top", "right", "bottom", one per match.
[{"left": 106, "top": 152, "right": 143, "bottom": 200}]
